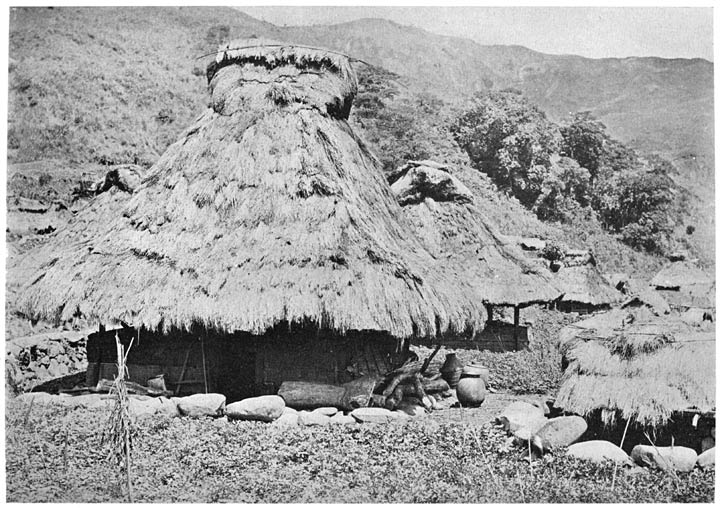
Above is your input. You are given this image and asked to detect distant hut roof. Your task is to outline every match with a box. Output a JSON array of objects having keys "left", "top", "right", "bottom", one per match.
[
  {"left": 552, "top": 264, "right": 623, "bottom": 306},
  {"left": 16, "top": 42, "right": 486, "bottom": 341},
  {"left": 621, "top": 287, "right": 671, "bottom": 315},
  {"left": 556, "top": 307, "right": 715, "bottom": 427},
  {"left": 390, "top": 161, "right": 560, "bottom": 307},
  {"left": 650, "top": 261, "right": 713, "bottom": 290},
  {"left": 657, "top": 282, "right": 716, "bottom": 310}
]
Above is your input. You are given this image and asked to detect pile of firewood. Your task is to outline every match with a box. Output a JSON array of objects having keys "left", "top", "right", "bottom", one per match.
[{"left": 374, "top": 355, "right": 451, "bottom": 411}]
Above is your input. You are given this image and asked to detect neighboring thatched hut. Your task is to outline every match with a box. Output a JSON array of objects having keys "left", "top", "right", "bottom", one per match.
[
  {"left": 551, "top": 263, "right": 623, "bottom": 314},
  {"left": 389, "top": 160, "right": 561, "bottom": 351},
  {"left": 650, "top": 260, "right": 715, "bottom": 311},
  {"left": 556, "top": 307, "right": 715, "bottom": 434},
  {"left": 16, "top": 41, "right": 486, "bottom": 400}
]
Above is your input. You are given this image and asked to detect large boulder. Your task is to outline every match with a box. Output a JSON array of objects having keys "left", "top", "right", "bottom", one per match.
[
  {"left": 567, "top": 440, "right": 633, "bottom": 465},
  {"left": 497, "top": 401, "right": 547, "bottom": 434},
  {"left": 175, "top": 393, "right": 226, "bottom": 418},
  {"left": 350, "top": 407, "right": 401, "bottom": 424},
  {"left": 697, "top": 447, "right": 715, "bottom": 469},
  {"left": 272, "top": 412, "right": 299, "bottom": 427},
  {"left": 14, "top": 392, "right": 58, "bottom": 405},
  {"left": 312, "top": 407, "right": 338, "bottom": 417},
  {"left": 631, "top": 445, "right": 698, "bottom": 472},
  {"left": 128, "top": 396, "right": 178, "bottom": 417},
  {"left": 512, "top": 417, "right": 548, "bottom": 445},
  {"left": 390, "top": 162, "right": 473, "bottom": 206},
  {"left": 298, "top": 411, "right": 331, "bottom": 427},
  {"left": 225, "top": 395, "right": 285, "bottom": 422},
  {"left": 532, "top": 416, "right": 587, "bottom": 453}
]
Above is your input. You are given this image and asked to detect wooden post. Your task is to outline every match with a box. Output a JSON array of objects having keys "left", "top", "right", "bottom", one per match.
[
  {"left": 513, "top": 306, "right": 520, "bottom": 351},
  {"left": 487, "top": 305, "right": 494, "bottom": 323},
  {"left": 200, "top": 335, "right": 209, "bottom": 394}
]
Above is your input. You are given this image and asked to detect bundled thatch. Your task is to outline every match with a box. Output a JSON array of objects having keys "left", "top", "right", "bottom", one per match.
[
  {"left": 650, "top": 261, "right": 713, "bottom": 290},
  {"left": 390, "top": 161, "right": 560, "bottom": 308},
  {"left": 556, "top": 307, "right": 715, "bottom": 427},
  {"left": 16, "top": 43, "right": 487, "bottom": 341},
  {"left": 207, "top": 39, "right": 357, "bottom": 120}
]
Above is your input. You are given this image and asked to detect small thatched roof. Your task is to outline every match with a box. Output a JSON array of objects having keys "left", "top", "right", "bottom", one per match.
[
  {"left": 556, "top": 307, "right": 715, "bottom": 427},
  {"left": 656, "top": 283, "right": 715, "bottom": 310},
  {"left": 16, "top": 42, "right": 487, "bottom": 341},
  {"left": 650, "top": 261, "right": 713, "bottom": 290},
  {"left": 551, "top": 264, "right": 623, "bottom": 307},
  {"left": 621, "top": 287, "right": 671, "bottom": 315},
  {"left": 390, "top": 161, "right": 560, "bottom": 307}
]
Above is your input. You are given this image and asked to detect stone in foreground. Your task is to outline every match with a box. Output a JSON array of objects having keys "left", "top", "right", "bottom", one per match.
[
  {"left": 176, "top": 393, "right": 226, "bottom": 418},
  {"left": 350, "top": 407, "right": 401, "bottom": 424},
  {"left": 696, "top": 447, "right": 714, "bottom": 469},
  {"left": 567, "top": 440, "right": 632, "bottom": 465},
  {"left": 532, "top": 416, "right": 587, "bottom": 452},
  {"left": 226, "top": 395, "right": 285, "bottom": 422},
  {"left": 312, "top": 407, "right": 339, "bottom": 417},
  {"left": 272, "top": 412, "right": 299, "bottom": 427},
  {"left": 631, "top": 445, "right": 697, "bottom": 472},
  {"left": 497, "top": 401, "right": 546, "bottom": 434},
  {"left": 298, "top": 411, "right": 331, "bottom": 426}
]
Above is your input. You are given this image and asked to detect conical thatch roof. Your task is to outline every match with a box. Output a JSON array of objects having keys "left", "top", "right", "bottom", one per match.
[
  {"left": 16, "top": 41, "right": 486, "bottom": 340},
  {"left": 390, "top": 161, "right": 560, "bottom": 307},
  {"left": 556, "top": 307, "right": 715, "bottom": 427}
]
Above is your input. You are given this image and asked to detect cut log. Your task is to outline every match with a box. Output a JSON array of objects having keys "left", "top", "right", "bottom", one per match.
[
  {"left": 421, "top": 378, "right": 450, "bottom": 393},
  {"left": 382, "top": 372, "right": 417, "bottom": 397},
  {"left": 278, "top": 382, "right": 345, "bottom": 410},
  {"left": 341, "top": 375, "right": 380, "bottom": 410},
  {"left": 279, "top": 376, "right": 381, "bottom": 411}
]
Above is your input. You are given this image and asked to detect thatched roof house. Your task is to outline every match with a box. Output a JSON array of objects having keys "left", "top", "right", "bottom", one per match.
[
  {"left": 551, "top": 263, "right": 623, "bottom": 313},
  {"left": 16, "top": 41, "right": 487, "bottom": 397},
  {"left": 18, "top": 42, "right": 486, "bottom": 340},
  {"left": 389, "top": 160, "right": 560, "bottom": 309},
  {"left": 556, "top": 307, "right": 715, "bottom": 427},
  {"left": 650, "top": 261, "right": 713, "bottom": 290},
  {"left": 388, "top": 160, "right": 560, "bottom": 351},
  {"left": 649, "top": 261, "right": 715, "bottom": 312}
]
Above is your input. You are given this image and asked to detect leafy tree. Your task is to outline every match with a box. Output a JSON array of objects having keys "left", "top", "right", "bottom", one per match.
[
  {"left": 532, "top": 157, "right": 591, "bottom": 221},
  {"left": 560, "top": 112, "right": 639, "bottom": 182},
  {"left": 593, "top": 169, "right": 676, "bottom": 253},
  {"left": 450, "top": 90, "right": 560, "bottom": 205}
]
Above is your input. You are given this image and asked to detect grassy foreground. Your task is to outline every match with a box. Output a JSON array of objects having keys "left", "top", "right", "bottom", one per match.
[{"left": 6, "top": 400, "right": 714, "bottom": 503}]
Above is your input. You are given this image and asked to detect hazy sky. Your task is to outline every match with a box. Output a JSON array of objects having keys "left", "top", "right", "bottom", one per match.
[{"left": 239, "top": 6, "right": 713, "bottom": 61}]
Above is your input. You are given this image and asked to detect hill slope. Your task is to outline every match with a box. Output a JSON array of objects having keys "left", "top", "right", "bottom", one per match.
[{"left": 6, "top": 7, "right": 710, "bottom": 272}]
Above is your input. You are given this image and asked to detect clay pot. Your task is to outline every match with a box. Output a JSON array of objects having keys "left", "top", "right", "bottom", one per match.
[
  {"left": 456, "top": 368, "right": 487, "bottom": 407},
  {"left": 439, "top": 353, "right": 463, "bottom": 388},
  {"left": 464, "top": 363, "right": 490, "bottom": 385}
]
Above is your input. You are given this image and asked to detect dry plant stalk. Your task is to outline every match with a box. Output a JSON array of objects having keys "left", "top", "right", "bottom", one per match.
[{"left": 102, "top": 333, "right": 135, "bottom": 502}]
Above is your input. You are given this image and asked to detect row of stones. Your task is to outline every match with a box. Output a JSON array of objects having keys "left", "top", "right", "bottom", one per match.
[
  {"left": 497, "top": 401, "right": 715, "bottom": 471},
  {"left": 14, "top": 392, "right": 422, "bottom": 425}
]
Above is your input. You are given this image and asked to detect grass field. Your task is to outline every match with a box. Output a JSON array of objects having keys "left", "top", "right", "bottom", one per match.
[{"left": 5, "top": 399, "right": 714, "bottom": 503}]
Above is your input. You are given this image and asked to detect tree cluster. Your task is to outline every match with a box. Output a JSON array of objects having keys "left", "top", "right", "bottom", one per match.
[{"left": 451, "top": 91, "right": 683, "bottom": 254}]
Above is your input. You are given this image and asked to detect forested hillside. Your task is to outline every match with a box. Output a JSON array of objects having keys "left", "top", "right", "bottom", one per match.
[{"left": 7, "top": 6, "right": 713, "bottom": 273}]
